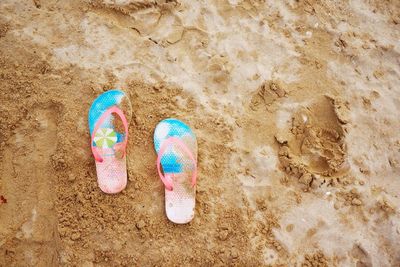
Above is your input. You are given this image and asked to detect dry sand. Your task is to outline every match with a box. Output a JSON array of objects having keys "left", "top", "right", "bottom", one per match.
[{"left": 0, "top": 0, "right": 400, "bottom": 266}]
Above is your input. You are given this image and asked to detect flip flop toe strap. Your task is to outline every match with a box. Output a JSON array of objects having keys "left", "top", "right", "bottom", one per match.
[
  {"left": 157, "top": 137, "right": 197, "bottom": 191},
  {"left": 91, "top": 106, "right": 129, "bottom": 163}
]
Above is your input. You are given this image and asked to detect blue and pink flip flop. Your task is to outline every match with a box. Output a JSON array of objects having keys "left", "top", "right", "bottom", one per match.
[
  {"left": 154, "top": 119, "right": 198, "bottom": 224},
  {"left": 88, "top": 90, "right": 132, "bottom": 194}
]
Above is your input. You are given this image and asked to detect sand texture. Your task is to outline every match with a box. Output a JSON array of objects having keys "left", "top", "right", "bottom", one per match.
[{"left": 0, "top": 0, "right": 400, "bottom": 266}]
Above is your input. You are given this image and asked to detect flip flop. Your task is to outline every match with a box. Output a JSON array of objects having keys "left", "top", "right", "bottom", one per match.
[
  {"left": 154, "top": 118, "right": 198, "bottom": 224},
  {"left": 88, "top": 90, "right": 132, "bottom": 194}
]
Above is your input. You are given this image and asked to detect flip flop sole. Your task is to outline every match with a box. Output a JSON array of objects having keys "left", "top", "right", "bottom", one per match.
[
  {"left": 88, "top": 90, "right": 132, "bottom": 194},
  {"left": 95, "top": 148, "right": 127, "bottom": 194},
  {"left": 154, "top": 118, "right": 198, "bottom": 224}
]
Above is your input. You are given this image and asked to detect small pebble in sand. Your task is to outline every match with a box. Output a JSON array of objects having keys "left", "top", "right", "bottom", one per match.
[
  {"left": 71, "top": 232, "right": 81, "bottom": 240},
  {"left": 352, "top": 198, "right": 362, "bottom": 206},
  {"left": 134, "top": 182, "right": 141, "bottom": 189},
  {"left": 231, "top": 251, "right": 238, "bottom": 258},
  {"left": 68, "top": 174, "right": 75, "bottom": 181},
  {"left": 218, "top": 230, "right": 229, "bottom": 241},
  {"left": 136, "top": 220, "right": 146, "bottom": 230},
  {"left": 64, "top": 77, "right": 72, "bottom": 84}
]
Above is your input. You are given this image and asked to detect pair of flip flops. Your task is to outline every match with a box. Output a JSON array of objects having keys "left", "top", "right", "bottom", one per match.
[{"left": 88, "top": 90, "right": 197, "bottom": 224}]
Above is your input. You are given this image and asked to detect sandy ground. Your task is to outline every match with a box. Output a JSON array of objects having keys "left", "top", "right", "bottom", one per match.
[{"left": 0, "top": 0, "right": 400, "bottom": 266}]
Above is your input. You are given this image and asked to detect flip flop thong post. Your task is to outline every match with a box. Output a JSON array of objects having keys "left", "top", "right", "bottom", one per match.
[
  {"left": 154, "top": 118, "right": 198, "bottom": 224},
  {"left": 88, "top": 90, "right": 132, "bottom": 194}
]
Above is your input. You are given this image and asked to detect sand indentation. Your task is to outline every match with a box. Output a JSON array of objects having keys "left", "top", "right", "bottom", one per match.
[{"left": 277, "top": 96, "right": 351, "bottom": 188}]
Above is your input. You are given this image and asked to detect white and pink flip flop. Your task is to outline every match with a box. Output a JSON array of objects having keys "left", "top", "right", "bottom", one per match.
[
  {"left": 154, "top": 118, "right": 198, "bottom": 224},
  {"left": 88, "top": 90, "right": 132, "bottom": 194}
]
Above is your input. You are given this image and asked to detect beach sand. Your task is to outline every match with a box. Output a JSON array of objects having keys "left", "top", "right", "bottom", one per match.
[{"left": 0, "top": 0, "right": 399, "bottom": 266}]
